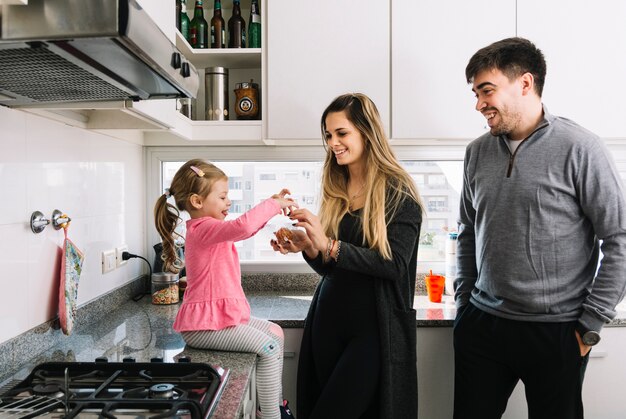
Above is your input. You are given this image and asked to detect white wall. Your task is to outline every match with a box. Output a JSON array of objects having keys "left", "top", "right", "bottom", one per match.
[{"left": 0, "top": 106, "right": 147, "bottom": 345}]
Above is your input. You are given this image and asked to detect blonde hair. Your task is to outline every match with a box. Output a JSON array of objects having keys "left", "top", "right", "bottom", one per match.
[
  {"left": 319, "top": 93, "right": 424, "bottom": 260},
  {"left": 153, "top": 159, "right": 227, "bottom": 273}
]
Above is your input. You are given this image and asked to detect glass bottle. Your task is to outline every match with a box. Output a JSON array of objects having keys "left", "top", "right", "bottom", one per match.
[
  {"left": 190, "top": 0, "right": 209, "bottom": 49},
  {"left": 179, "top": 0, "right": 191, "bottom": 42},
  {"left": 248, "top": 0, "right": 261, "bottom": 48},
  {"left": 210, "top": 0, "right": 225, "bottom": 49},
  {"left": 228, "top": 0, "right": 246, "bottom": 48}
]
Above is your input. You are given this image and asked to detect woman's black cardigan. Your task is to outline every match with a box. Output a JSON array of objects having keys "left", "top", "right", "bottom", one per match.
[{"left": 297, "top": 197, "right": 422, "bottom": 419}]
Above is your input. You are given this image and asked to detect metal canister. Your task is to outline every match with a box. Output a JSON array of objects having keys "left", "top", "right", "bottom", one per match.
[
  {"left": 205, "top": 67, "right": 229, "bottom": 121},
  {"left": 234, "top": 80, "right": 259, "bottom": 120}
]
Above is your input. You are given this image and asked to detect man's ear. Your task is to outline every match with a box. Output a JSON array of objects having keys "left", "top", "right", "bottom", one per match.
[
  {"left": 189, "top": 194, "right": 204, "bottom": 209},
  {"left": 520, "top": 72, "right": 535, "bottom": 96}
]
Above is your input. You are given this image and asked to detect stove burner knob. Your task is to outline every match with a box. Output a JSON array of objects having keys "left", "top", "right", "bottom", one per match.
[
  {"left": 151, "top": 357, "right": 164, "bottom": 363},
  {"left": 95, "top": 357, "right": 108, "bottom": 363},
  {"left": 122, "top": 357, "right": 136, "bottom": 363},
  {"left": 177, "top": 356, "right": 191, "bottom": 363}
]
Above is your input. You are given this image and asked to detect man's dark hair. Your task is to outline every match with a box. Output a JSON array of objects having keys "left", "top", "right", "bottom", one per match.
[{"left": 465, "top": 37, "right": 547, "bottom": 97}]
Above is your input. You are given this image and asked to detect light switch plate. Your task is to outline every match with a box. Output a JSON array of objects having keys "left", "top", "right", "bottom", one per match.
[{"left": 102, "top": 250, "right": 116, "bottom": 273}]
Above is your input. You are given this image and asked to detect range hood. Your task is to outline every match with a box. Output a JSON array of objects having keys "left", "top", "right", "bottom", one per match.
[{"left": 0, "top": 0, "right": 199, "bottom": 109}]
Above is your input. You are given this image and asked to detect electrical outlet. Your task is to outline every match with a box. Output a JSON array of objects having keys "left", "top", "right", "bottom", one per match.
[
  {"left": 102, "top": 249, "right": 116, "bottom": 274},
  {"left": 116, "top": 245, "right": 129, "bottom": 267}
]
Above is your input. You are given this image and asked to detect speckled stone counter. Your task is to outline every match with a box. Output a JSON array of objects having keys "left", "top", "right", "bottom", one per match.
[
  {"left": 0, "top": 299, "right": 257, "bottom": 419},
  {"left": 2, "top": 274, "right": 626, "bottom": 418}
]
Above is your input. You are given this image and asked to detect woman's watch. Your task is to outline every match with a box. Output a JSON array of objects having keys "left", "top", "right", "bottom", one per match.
[{"left": 576, "top": 324, "right": 601, "bottom": 346}]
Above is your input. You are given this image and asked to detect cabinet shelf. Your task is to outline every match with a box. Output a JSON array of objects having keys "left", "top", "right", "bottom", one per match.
[{"left": 176, "top": 31, "right": 261, "bottom": 69}]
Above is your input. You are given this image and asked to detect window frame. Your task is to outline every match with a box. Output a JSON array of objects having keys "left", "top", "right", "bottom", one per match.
[{"left": 146, "top": 141, "right": 470, "bottom": 273}]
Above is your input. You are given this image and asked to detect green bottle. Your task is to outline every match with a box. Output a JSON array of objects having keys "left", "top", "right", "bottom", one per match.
[
  {"left": 190, "top": 0, "right": 209, "bottom": 49},
  {"left": 179, "top": 0, "right": 191, "bottom": 42},
  {"left": 248, "top": 0, "right": 261, "bottom": 48}
]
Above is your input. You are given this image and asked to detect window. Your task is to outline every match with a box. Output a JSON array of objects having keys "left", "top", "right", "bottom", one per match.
[
  {"left": 159, "top": 159, "right": 462, "bottom": 268},
  {"left": 150, "top": 144, "right": 626, "bottom": 273}
]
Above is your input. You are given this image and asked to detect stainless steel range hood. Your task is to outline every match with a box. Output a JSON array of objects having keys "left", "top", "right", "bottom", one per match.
[{"left": 0, "top": 0, "right": 199, "bottom": 112}]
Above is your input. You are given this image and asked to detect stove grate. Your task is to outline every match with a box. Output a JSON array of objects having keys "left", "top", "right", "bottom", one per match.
[{"left": 0, "top": 394, "right": 64, "bottom": 419}]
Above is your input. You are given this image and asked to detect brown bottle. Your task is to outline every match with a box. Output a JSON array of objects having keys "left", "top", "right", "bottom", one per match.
[
  {"left": 228, "top": 0, "right": 246, "bottom": 48},
  {"left": 210, "top": 0, "right": 225, "bottom": 48}
]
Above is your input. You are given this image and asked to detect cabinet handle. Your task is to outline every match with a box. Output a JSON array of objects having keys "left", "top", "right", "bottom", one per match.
[
  {"left": 589, "top": 350, "right": 607, "bottom": 358},
  {"left": 284, "top": 351, "right": 296, "bottom": 359}
]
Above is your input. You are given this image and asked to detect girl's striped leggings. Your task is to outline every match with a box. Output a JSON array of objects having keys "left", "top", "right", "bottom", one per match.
[{"left": 181, "top": 317, "right": 284, "bottom": 419}]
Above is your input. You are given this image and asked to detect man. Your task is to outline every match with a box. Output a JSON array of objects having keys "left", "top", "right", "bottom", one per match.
[{"left": 454, "top": 37, "right": 626, "bottom": 419}]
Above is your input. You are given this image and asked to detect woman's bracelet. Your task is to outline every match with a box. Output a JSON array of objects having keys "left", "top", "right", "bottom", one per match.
[
  {"left": 324, "top": 237, "right": 334, "bottom": 262},
  {"left": 333, "top": 240, "right": 341, "bottom": 262}
]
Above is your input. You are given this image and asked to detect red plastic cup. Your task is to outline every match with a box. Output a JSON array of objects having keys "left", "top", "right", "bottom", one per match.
[{"left": 425, "top": 270, "right": 445, "bottom": 303}]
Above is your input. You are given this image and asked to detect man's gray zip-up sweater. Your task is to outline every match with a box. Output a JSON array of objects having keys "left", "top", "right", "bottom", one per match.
[{"left": 456, "top": 106, "right": 626, "bottom": 333}]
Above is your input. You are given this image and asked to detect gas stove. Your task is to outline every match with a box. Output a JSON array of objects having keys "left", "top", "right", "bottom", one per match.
[{"left": 0, "top": 357, "right": 229, "bottom": 418}]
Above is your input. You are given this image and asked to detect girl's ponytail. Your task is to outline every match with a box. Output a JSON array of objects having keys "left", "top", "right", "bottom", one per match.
[
  {"left": 153, "top": 159, "right": 227, "bottom": 274},
  {"left": 154, "top": 193, "right": 184, "bottom": 274}
]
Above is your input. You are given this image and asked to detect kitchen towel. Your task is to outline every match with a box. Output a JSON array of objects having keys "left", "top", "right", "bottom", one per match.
[{"left": 58, "top": 221, "right": 84, "bottom": 335}]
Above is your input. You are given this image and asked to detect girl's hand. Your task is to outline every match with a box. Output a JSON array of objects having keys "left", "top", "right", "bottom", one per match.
[
  {"left": 271, "top": 188, "right": 298, "bottom": 215},
  {"left": 270, "top": 229, "right": 313, "bottom": 255},
  {"left": 288, "top": 208, "right": 328, "bottom": 257}
]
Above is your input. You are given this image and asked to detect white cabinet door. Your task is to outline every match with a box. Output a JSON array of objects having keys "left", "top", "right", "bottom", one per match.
[
  {"left": 282, "top": 328, "right": 303, "bottom": 414},
  {"left": 391, "top": 0, "right": 516, "bottom": 140},
  {"left": 266, "top": 0, "right": 390, "bottom": 141},
  {"left": 518, "top": 0, "right": 626, "bottom": 139},
  {"left": 416, "top": 328, "right": 454, "bottom": 419}
]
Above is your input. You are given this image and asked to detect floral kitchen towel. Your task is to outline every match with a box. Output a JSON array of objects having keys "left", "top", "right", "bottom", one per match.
[{"left": 59, "top": 223, "right": 84, "bottom": 335}]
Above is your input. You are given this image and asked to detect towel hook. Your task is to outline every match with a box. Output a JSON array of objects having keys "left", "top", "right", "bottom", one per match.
[
  {"left": 52, "top": 209, "right": 71, "bottom": 229},
  {"left": 30, "top": 211, "right": 50, "bottom": 234},
  {"left": 30, "top": 210, "right": 72, "bottom": 234}
]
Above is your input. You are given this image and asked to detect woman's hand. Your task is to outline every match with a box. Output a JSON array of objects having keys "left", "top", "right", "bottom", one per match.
[
  {"left": 289, "top": 208, "right": 328, "bottom": 257},
  {"left": 270, "top": 229, "right": 313, "bottom": 255},
  {"left": 271, "top": 188, "right": 298, "bottom": 215}
]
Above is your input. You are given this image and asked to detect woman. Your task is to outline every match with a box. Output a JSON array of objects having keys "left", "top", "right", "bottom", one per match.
[{"left": 272, "top": 93, "right": 423, "bottom": 418}]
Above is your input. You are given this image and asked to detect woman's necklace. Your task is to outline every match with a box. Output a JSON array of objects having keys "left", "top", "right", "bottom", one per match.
[
  {"left": 349, "top": 183, "right": 366, "bottom": 210},
  {"left": 350, "top": 182, "right": 366, "bottom": 199}
]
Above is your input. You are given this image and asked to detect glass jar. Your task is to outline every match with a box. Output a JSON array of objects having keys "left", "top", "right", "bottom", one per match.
[
  {"left": 151, "top": 272, "right": 180, "bottom": 305},
  {"left": 234, "top": 80, "right": 259, "bottom": 120}
]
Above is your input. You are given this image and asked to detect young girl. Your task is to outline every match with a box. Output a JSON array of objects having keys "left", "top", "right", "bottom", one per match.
[{"left": 154, "top": 159, "right": 296, "bottom": 419}]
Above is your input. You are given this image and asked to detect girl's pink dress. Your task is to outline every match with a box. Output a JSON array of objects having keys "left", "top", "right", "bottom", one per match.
[{"left": 173, "top": 199, "right": 280, "bottom": 332}]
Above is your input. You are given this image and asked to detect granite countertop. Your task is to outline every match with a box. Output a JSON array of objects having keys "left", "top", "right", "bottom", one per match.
[
  {"left": 249, "top": 292, "right": 459, "bottom": 327},
  {"left": 2, "top": 278, "right": 625, "bottom": 418},
  {"left": 0, "top": 299, "right": 258, "bottom": 419}
]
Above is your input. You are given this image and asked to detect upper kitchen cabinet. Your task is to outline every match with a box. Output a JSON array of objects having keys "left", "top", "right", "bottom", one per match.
[
  {"left": 146, "top": 0, "right": 265, "bottom": 144},
  {"left": 518, "top": 0, "right": 626, "bottom": 139},
  {"left": 391, "top": 0, "right": 516, "bottom": 140},
  {"left": 265, "top": 0, "right": 390, "bottom": 143}
]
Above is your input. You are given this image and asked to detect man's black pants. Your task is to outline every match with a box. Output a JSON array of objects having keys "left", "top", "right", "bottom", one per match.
[{"left": 453, "top": 303, "right": 589, "bottom": 419}]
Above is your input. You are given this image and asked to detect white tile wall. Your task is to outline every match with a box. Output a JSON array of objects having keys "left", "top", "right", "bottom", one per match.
[{"left": 0, "top": 106, "right": 146, "bottom": 344}]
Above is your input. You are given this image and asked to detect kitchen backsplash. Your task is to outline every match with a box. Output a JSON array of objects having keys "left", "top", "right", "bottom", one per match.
[{"left": 0, "top": 106, "right": 147, "bottom": 345}]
